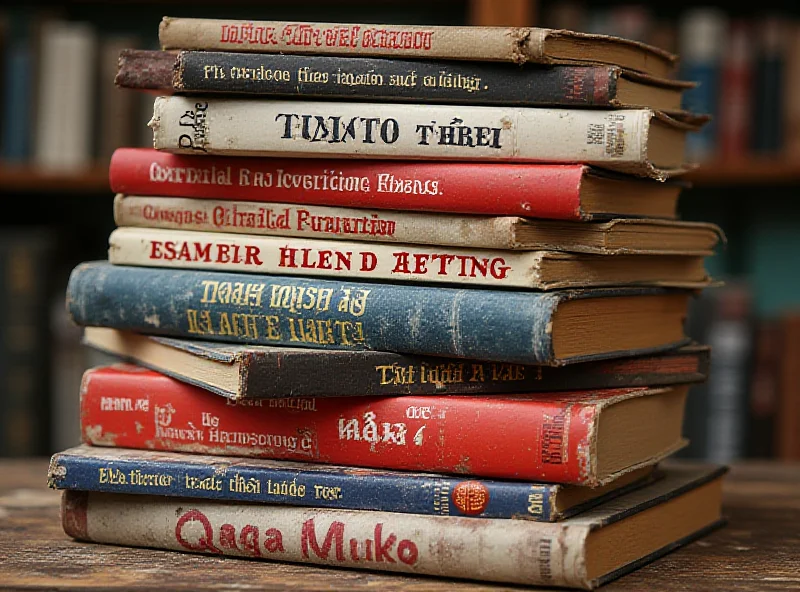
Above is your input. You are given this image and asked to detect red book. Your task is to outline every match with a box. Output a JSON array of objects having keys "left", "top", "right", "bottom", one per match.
[
  {"left": 108, "top": 148, "right": 682, "bottom": 221},
  {"left": 80, "top": 365, "right": 689, "bottom": 486}
]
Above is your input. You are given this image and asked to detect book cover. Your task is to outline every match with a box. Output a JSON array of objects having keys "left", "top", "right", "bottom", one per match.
[
  {"left": 60, "top": 464, "right": 726, "bottom": 589},
  {"left": 752, "top": 16, "right": 785, "bottom": 155},
  {"left": 109, "top": 148, "right": 684, "bottom": 220},
  {"left": 119, "top": 49, "right": 691, "bottom": 111},
  {"left": 83, "top": 327, "right": 711, "bottom": 399},
  {"left": 66, "top": 261, "right": 692, "bottom": 366},
  {"left": 158, "top": 18, "right": 678, "bottom": 78},
  {"left": 113, "top": 195, "right": 720, "bottom": 254},
  {"left": 79, "top": 364, "right": 690, "bottom": 486},
  {"left": 149, "top": 97, "right": 703, "bottom": 180},
  {"left": 107, "top": 227, "right": 712, "bottom": 290},
  {"left": 48, "top": 445, "right": 657, "bottom": 522}
]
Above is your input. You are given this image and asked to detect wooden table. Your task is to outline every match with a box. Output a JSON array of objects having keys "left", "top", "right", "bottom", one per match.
[{"left": 1, "top": 459, "right": 798, "bottom": 591}]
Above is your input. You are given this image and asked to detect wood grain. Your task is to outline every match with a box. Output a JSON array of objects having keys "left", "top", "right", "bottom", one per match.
[{"left": 1, "top": 459, "right": 798, "bottom": 591}]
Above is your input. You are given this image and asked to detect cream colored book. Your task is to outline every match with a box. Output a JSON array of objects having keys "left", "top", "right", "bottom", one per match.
[{"left": 108, "top": 227, "right": 711, "bottom": 290}]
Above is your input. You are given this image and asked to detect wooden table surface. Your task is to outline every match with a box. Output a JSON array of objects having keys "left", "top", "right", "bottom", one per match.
[{"left": 1, "top": 459, "right": 798, "bottom": 591}]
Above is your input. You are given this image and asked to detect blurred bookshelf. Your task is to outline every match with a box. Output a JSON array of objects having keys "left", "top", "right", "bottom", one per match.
[{"left": 1, "top": 0, "right": 800, "bottom": 466}]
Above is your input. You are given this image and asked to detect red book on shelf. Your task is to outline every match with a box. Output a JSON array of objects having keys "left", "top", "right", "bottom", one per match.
[
  {"left": 108, "top": 148, "right": 682, "bottom": 221},
  {"left": 80, "top": 364, "right": 689, "bottom": 486}
]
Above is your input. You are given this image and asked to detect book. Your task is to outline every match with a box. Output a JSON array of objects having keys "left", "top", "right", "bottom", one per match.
[
  {"left": 60, "top": 464, "right": 726, "bottom": 589},
  {"left": 114, "top": 194, "right": 722, "bottom": 253},
  {"left": 107, "top": 227, "right": 712, "bottom": 290},
  {"left": 82, "top": 327, "right": 711, "bottom": 399},
  {"left": 747, "top": 320, "right": 779, "bottom": 458},
  {"left": 777, "top": 313, "right": 800, "bottom": 460},
  {"left": 66, "top": 261, "right": 693, "bottom": 366},
  {"left": 48, "top": 445, "right": 657, "bottom": 522},
  {"left": 149, "top": 97, "right": 704, "bottom": 180},
  {"left": 717, "top": 22, "right": 752, "bottom": 159},
  {"left": 118, "top": 49, "right": 692, "bottom": 112},
  {"left": 752, "top": 16, "right": 785, "bottom": 155},
  {"left": 785, "top": 23, "right": 800, "bottom": 159},
  {"left": 109, "top": 148, "right": 685, "bottom": 220},
  {"left": 79, "top": 364, "right": 690, "bottom": 485},
  {"left": 1, "top": 11, "right": 33, "bottom": 163},
  {"left": 157, "top": 17, "right": 679, "bottom": 78}
]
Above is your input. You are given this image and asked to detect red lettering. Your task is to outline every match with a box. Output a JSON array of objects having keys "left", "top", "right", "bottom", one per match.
[
  {"left": 490, "top": 258, "right": 511, "bottom": 280},
  {"left": 219, "top": 523, "right": 238, "bottom": 551},
  {"left": 374, "top": 524, "right": 396, "bottom": 563},
  {"left": 392, "top": 252, "right": 411, "bottom": 274},
  {"left": 194, "top": 242, "right": 211, "bottom": 262},
  {"left": 318, "top": 250, "right": 332, "bottom": 269},
  {"left": 264, "top": 527, "right": 285, "bottom": 553},
  {"left": 164, "top": 241, "right": 177, "bottom": 260},
  {"left": 279, "top": 246, "right": 298, "bottom": 267},
  {"left": 301, "top": 518, "right": 345, "bottom": 561},
  {"left": 178, "top": 242, "right": 192, "bottom": 261},
  {"left": 239, "top": 525, "right": 261, "bottom": 557},
  {"left": 334, "top": 251, "right": 352, "bottom": 271},
  {"left": 244, "top": 245, "right": 262, "bottom": 266},
  {"left": 349, "top": 538, "right": 360, "bottom": 561},
  {"left": 149, "top": 240, "right": 163, "bottom": 259},
  {"left": 216, "top": 244, "right": 231, "bottom": 263},
  {"left": 397, "top": 539, "right": 419, "bottom": 565},
  {"left": 174, "top": 509, "right": 222, "bottom": 554},
  {"left": 469, "top": 257, "right": 489, "bottom": 278},
  {"left": 360, "top": 252, "right": 377, "bottom": 272},
  {"left": 412, "top": 254, "right": 430, "bottom": 274},
  {"left": 433, "top": 254, "right": 455, "bottom": 275}
]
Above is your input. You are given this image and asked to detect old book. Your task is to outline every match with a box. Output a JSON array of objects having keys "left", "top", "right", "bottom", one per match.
[
  {"left": 109, "top": 148, "right": 685, "bottom": 220},
  {"left": 114, "top": 195, "right": 721, "bottom": 253},
  {"left": 48, "top": 445, "right": 656, "bottom": 522},
  {"left": 118, "top": 49, "right": 692, "bottom": 111},
  {"left": 82, "top": 327, "right": 711, "bottom": 399},
  {"left": 60, "top": 464, "right": 726, "bottom": 588},
  {"left": 66, "top": 261, "right": 693, "bottom": 366},
  {"left": 149, "top": 98, "right": 705, "bottom": 180},
  {"left": 158, "top": 17, "right": 678, "bottom": 78},
  {"left": 107, "top": 227, "right": 712, "bottom": 290},
  {"left": 80, "top": 364, "right": 690, "bottom": 485}
]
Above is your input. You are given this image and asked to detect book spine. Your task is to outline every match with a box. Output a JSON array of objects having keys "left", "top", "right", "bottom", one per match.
[
  {"left": 114, "top": 195, "right": 524, "bottom": 250},
  {"left": 1, "top": 44, "right": 32, "bottom": 162},
  {"left": 108, "top": 227, "right": 555, "bottom": 289},
  {"left": 79, "top": 365, "right": 609, "bottom": 484},
  {"left": 159, "top": 19, "right": 531, "bottom": 63},
  {"left": 67, "top": 261, "right": 570, "bottom": 364},
  {"left": 49, "top": 452, "right": 564, "bottom": 521},
  {"left": 167, "top": 51, "right": 617, "bottom": 107},
  {"left": 150, "top": 97, "right": 655, "bottom": 177},
  {"left": 109, "top": 148, "right": 590, "bottom": 220},
  {"left": 63, "top": 490, "right": 590, "bottom": 588},
  {"left": 717, "top": 22, "right": 752, "bottom": 159},
  {"left": 752, "top": 17, "right": 785, "bottom": 155}
]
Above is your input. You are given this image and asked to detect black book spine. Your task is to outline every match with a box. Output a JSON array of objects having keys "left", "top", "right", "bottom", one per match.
[{"left": 173, "top": 51, "right": 615, "bottom": 106}]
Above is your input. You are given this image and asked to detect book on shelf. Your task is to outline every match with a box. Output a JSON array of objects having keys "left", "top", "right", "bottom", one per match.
[
  {"left": 119, "top": 49, "right": 693, "bottom": 111},
  {"left": 107, "top": 227, "right": 713, "bottom": 290},
  {"left": 59, "top": 464, "right": 726, "bottom": 589},
  {"left": 80, "top": 364, "right": 690, "bottom": 486},
  {"left": 114, "top": 194, "right": 722, "bottom": 253},
  {"left": 777, "top": 313, "right": 800, "bottom": 461},
  {"left": 785, "top": 22, "right": 800, "bottom": 160},
  {"left": 82, "top": 327, "right": 711, "bottom": 399},
  {"left": 752, "top": 16, "right": 786, "bottom": 155},
  {"left": 48, "top": 445, "right": 658, "bottom": 522},
  {"left": 149, "top": 97, "right": 706, "bottom": 180},
  {"left": 157, "top": 17, "right": 679, "bottom": 77},
  {"left": 717, "top": 21, "right": 752, "bottom": 160},
  {"left": 109, "top": 148, "right": 686, "bottom": 220},
  {"left": 66, "top": 261, "right": 693, "bottom": 366}
]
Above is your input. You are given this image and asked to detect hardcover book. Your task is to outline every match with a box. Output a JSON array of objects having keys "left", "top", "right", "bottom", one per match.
[
  {"left": 149, "top": 98, "right": 705, "bottom": 179},
  {"left": 157, "top": 18, "right": 679, "bottom": 78},
  {"left": 118, "top": 49, "right": 692, "bottom": 111},
  {"left": 48, "top": 445, "right": 657, "bottom": 522},
  {"left": 60, "top": 464, "right": 727, "bottom": 589},
  {"left": 79, "top": 364, "right": 690, "bottom": 486},
  {"left": 107, "top": 227, "right": 712, "bottom": 290},
  {"left": 109, "top": 148, "right": 685, "bottom": 220},
  {"left": 66, "top": 261, "right": 693, "bottom": 365},
  {"left": 82, "top": 327, "right": 712, "bottom": 399},
  {"left": 114, "top": 194, "right": 722, "bottom": 253}
]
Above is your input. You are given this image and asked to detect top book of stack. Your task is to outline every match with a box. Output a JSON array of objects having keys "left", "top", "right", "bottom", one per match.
[{"left": 158, "top": 17, "right": 678, "bottom": 77}]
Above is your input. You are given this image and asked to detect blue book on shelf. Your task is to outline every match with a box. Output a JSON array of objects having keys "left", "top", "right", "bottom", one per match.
[
  {"left": 2, "top": 42, "right": 32, "bottom": 162},
  {"left": 48, "top": 445, "right": 658, "bottom": 522}
]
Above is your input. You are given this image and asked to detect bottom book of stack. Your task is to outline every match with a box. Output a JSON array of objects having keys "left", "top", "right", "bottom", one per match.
[{"left": 49, "top": 445, "right": 726, "bottom": 589}]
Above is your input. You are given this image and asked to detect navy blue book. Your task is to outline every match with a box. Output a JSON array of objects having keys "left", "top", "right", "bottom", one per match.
[
  {"left": 48, "top": 445, "right": 658, "bottom": 522},
  {"left": 66, "top": 261, "right": 691, "bottom": 365}
]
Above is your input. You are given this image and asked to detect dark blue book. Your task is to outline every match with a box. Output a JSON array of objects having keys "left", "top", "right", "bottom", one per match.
[
  {"left": 65, "top": 261, "right": 691, "bottom": 365},
  {"left": 48, "top": 445, "right": 658, "bottom": 522},
  {"left": 1, "top": 14, "right": 33, "bottom": 162}
]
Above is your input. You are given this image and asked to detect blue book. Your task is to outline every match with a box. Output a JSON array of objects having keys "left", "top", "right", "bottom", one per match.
[
  {"left": 2, "top": 37, "right": 32, "bottom": 162},
  {"left": 65, "top": 261, "right": 691, "bottom": 365},
  {"left": 48, "top": 445, "right": 658, "bottom": 522}
]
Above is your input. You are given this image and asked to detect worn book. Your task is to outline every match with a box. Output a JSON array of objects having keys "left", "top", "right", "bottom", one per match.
[
  {"left": 107, "top": 227, "right": 712, "bottom": 290},
  {"left": 66, "top": 261, "right": 692, "bottom": 366},
  {"left": 79, "top": 364, "right": 690, "bottom": 485},
  {"left": 82, "top": 327, "right": 710, "bottom": 399},
  {"left": 149, "top": 98, "right": 705, "bottom": 179},
  {"left": 48, "top": 445, "right": 656, "bottom": 522},
  {"left": 60, "top": 464, "right": 726, "bottom": 589},
  {"left": 118, "top": 49, "right": 692, "bottom": 111},
  {"left": 114, "top": 195, "right": 721, "bottom": 253},
  {"left": 157, "top": 18, "right": 679, "bottom": 78},
  {"left": 109, "top": 148, "right": 685, "bottom": 220}
]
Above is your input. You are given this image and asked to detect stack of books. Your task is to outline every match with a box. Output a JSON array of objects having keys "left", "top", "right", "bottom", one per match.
[{"left": 49, "top": 17, "right": 728, "bottom": 589}]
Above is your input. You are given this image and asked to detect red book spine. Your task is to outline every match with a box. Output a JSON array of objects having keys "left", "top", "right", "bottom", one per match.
[
  {"left": 109, "top": 148, "right": 586, "bottom": 219},
  {"left": 80, "top": 365, "right": 627, "bottom": 485}
]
